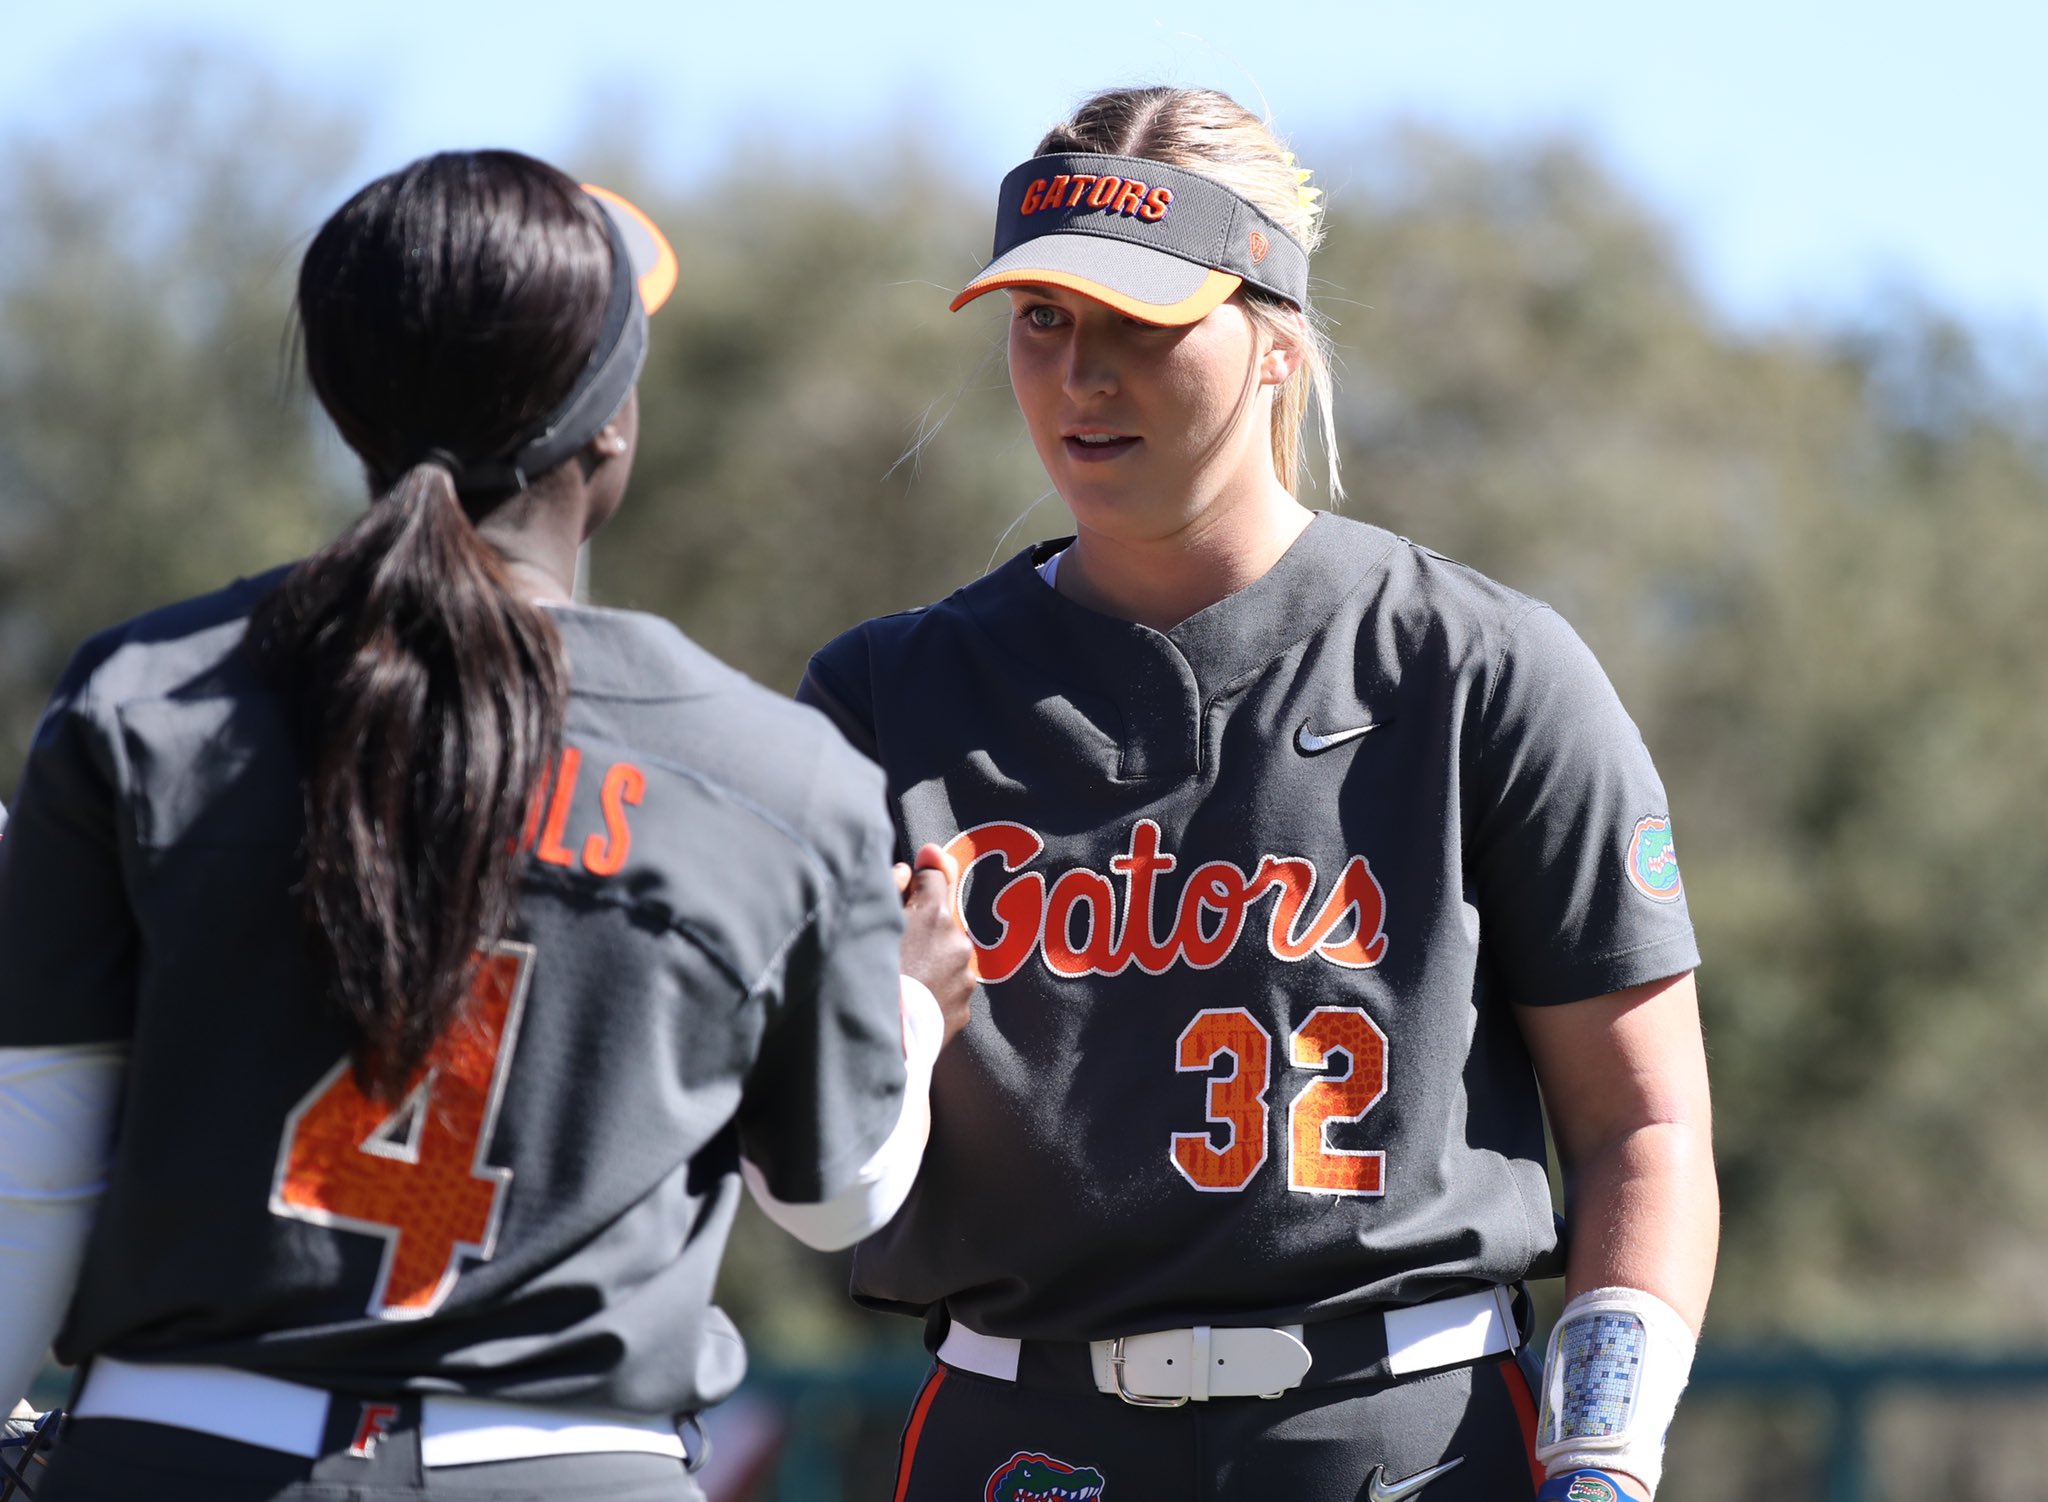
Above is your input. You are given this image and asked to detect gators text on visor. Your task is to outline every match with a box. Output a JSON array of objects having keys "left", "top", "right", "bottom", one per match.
[{"left": 951, "top": 153, "right": 1308, "bottom": 327}]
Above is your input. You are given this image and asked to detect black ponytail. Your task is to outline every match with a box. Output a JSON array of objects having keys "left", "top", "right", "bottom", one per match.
[{"left": 253, "top": 151, "right": 613, "bottom": 1097}]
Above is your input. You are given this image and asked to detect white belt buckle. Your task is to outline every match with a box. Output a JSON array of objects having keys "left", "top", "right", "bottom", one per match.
[
  {"left": 1102, "top": 1325, "right": 1311, "bottom": 1405},
  {"left": 1108, "top": 1335, "right": 1190, "bottom": 1408}
]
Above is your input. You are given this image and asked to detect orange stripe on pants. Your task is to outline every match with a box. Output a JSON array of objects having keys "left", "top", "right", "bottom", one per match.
[
  {"left": 1501, "top": 1356, "right": 1545, "bottom": 1495},
  {"left": 891, "top": 1365, "right": 948, "bottom": 1502}
]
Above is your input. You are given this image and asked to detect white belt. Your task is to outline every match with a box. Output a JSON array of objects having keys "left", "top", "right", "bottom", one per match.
[
  {"left": 937, "top": 1287, "right": 1518, "bottom": 1405},
  {"left": 74, "top": 1358, "right": 687, "bottom": 1465}
]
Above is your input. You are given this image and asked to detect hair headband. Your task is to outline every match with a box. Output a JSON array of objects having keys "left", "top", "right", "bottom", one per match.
[{"left": 430, "top": 186, "right": 677, "bottom": 495}]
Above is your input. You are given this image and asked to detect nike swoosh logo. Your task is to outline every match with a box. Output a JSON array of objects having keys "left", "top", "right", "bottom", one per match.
[
  {"left": 1295, "top": 717, "right": 1389, "bottom": 754},
  {"left": 1366, "top": 1457, "right": 1465, "bottom": 1502}
]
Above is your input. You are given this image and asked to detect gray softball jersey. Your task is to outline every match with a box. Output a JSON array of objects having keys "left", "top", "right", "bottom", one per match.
[
  {"left": 0, "top": 571, "right": 909, "bottom": 1415},
  {"left": 800, "top": 513, "right": 1698, "bottom": 1340}
]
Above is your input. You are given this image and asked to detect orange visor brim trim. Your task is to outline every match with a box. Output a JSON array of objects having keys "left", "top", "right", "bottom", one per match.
[
  {"left": 949, "top": 266, "right": 1241, "bottom": 326},
  {"left": 583, "top": 184, "right": 680, "bottom": 315}
]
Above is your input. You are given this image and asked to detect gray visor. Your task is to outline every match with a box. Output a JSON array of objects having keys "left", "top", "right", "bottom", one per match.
[{"left": 953, "top": 153, "right": 1308, "bottom": 325}]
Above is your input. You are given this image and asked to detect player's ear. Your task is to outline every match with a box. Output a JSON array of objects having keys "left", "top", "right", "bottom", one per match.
[
  {"left": 585, "top": 423, "right": 630, "bottom": 463},
  {"left": 577, "top": 388, "right": 638, "bottom": 479},
  {"left": 1256, "top": 309, "right": 1306, "bottom": 388},
  {"left": 573, "top": 389, "right": 638, "bottom": 537}
]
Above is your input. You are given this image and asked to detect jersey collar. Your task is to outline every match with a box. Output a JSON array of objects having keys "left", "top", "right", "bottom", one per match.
[{"left": 962, "top": 513, "right": 1399, "bottom": 781}]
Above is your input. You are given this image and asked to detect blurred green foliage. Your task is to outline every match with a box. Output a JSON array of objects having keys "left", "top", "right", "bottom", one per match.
[{"left": 5, "top": 48, "right": 2047, "bottom": 1500}]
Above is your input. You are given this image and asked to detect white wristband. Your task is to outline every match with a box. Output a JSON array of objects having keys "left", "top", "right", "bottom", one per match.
[
  {"left": 1536, "top": 1286, "right": 1697, "bottom": 1497},
  {"left": 896, "top": 974, "right": 946, "bottom": 1067}
]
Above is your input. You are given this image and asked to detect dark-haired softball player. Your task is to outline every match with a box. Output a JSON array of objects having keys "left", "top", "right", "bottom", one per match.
[
  {"left": 800, "top": 87, "right": 1716, "bottom": 1502},
  {"left": 0, "top": 149, "right": 973, "bottom": 1501}
]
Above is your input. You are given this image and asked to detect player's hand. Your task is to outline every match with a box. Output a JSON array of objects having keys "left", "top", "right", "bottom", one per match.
[{"left": 898, "top": 843, "right": 974, "bottom": 1045}]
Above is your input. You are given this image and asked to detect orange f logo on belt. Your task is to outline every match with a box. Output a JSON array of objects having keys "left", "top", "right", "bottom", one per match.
[{"left": 349, "top": 1402, "right": 400, "bottom": 1459}]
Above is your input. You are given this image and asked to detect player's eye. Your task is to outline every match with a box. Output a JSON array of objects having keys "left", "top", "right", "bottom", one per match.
[{"left": 1017, "top": 303, "right": 1063, "bottom": 331}]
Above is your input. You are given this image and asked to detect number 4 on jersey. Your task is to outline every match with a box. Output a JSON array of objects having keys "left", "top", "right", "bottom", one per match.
[{"left": 269, "top": 943, "right": 534, "bottom": 1320}]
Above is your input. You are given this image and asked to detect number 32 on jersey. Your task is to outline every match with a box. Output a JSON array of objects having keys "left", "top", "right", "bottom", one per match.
[
  {"left": 1172, "top": 1005, "right": 1387, "bottom": 1196},
  {"left": 268, "top": 943, "right": 534, "bottom": 1319}
]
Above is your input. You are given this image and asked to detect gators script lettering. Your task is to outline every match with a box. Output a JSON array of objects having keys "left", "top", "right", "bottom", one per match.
[{"left": 945, "top": 818, "right": 1389, "bottom": 984}]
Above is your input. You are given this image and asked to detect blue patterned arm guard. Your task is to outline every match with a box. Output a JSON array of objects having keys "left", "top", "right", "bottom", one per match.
[{"left": 1535, "top": 1287, "right": 1697, "bottom": 1498}]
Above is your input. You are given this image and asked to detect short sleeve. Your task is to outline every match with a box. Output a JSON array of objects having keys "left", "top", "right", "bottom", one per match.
[
  {"left": 0, "top": 656, "right": 142, "bottom": 1046},
  {"left": 736, "top": 751, "right": 909, "bottom": 1204},
  {"left": 796, "top": 628, "right": 879, "bottom": 763},
  {"left": 1467, "top": 605, "right": 1700, "bottom": 1007}
]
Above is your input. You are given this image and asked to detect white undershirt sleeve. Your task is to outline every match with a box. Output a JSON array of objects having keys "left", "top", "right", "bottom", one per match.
[
  {"left": 741, "top": 976, "right": 944, "bottom": 1252},
  {"left": 0, "top": 1044, "right": 125, "bottom": 1408}
]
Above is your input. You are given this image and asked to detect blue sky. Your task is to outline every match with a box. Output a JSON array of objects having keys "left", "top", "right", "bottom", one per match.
[{"left": 6, "top": 1, "right": 2043, "bottom": 336}]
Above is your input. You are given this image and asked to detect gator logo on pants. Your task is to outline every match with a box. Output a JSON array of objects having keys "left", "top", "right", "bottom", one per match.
[{"left": 984, "top": 1450, "right": 1107, "bottom": 1501}]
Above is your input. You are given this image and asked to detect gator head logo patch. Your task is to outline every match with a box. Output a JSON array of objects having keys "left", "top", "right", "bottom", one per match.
[
  {"left": 1625, "top": 815, "right": 1682, "bottom": 903},
  {"left": 1565, "top": 1476, "right": 1621, "bottom": 1502},
  {"left": 984, "top": 1451, "right": 1107, "bottom": 1502}
]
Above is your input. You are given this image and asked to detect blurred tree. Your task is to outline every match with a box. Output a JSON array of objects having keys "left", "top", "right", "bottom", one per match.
[
  {"left": 0, "top": 47, "right": 357, "bottom": 768},
  {"left": 1308, "top": 129, "right": 2048, "bottom": 1347},
  {"left": 587, "top": 144, "right": 1048, "bottom": 693}
]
